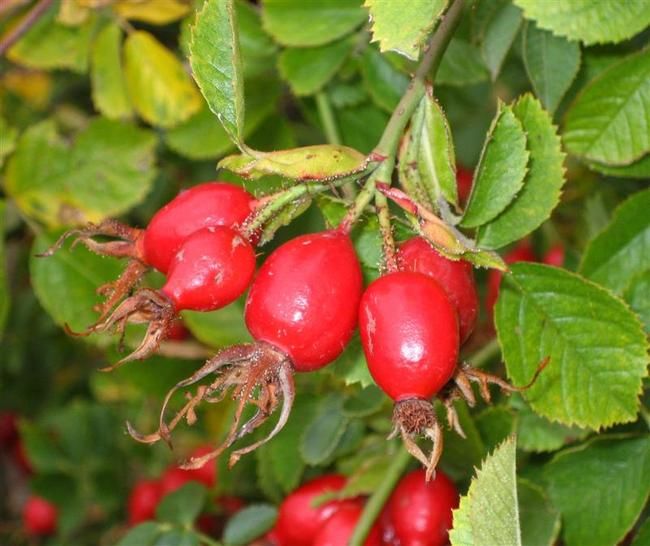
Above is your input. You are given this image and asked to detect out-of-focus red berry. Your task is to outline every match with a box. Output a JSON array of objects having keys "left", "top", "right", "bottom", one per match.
[
  {"left": 456, "top": 166, "right": 474, "bottom": 205},
  {"left": 128, "top": 479, "right": 163, "bottom": 525},
  {"left": 0, "top": 412, "right": 18, "bottom": 449},
  {"left": 543, "top": 243, "right": 565, "bottom": 267},
  {"left": 23, "top": 496, "right": 58, "bottom": 536}
]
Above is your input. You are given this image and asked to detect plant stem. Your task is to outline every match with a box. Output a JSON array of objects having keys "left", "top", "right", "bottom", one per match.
[
  {"left": 316, "top": 91, "right": 341, "bottom": 145},
  {"left": 373, "top": 0, "right": 465, "bottom": 161},
  {"left": 339, "top": 176, "right": 376, "bottom": 233},
  {"left": 349, "top": 447, "right": 411, "bottom": 546},
  {"left": 376, "top": 192, "right": 398, "bottom": 272},
  {"left": 0, "top": 0, "right": 54, "bottom": 55}
]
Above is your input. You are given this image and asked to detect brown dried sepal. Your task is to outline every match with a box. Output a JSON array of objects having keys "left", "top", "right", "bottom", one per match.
[
  {"left": 38, "top": 219, "right": 147, "bottom": 318},
  {"left": 126, "top": 342, "right": 296, "bottom": 471}
]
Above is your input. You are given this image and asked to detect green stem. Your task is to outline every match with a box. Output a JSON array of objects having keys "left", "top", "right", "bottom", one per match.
[
  {"left": 466, "top": 337, "right": 501, "bottom": 369},
  {"left": 339, "top": 176, "right": 376, "bottom": 233},
  {"left": 373, "top": 0, "right": 465, "bottom": 161},
  {"left": 349, "top": 447, "right": 411, "bottom": 546},
  {"left": 316, "top": 91, "right": 341, "bottom": 145}
]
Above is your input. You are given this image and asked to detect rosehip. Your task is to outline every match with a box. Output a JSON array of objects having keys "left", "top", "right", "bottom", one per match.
[
  {"left": 388, "top": 469, "right": 459, "bottom": 546},
  {"left": 0, "top": 411, "right": 18, "bottom": 449},
  {"left": 275, "top": 474, "right": 351, "bottom": 546},
  {"left": 313, "top": 504, "right": 382, "bottom": 546},
  {"left": 161, "top": 445, "right": 218, "bottom": 494},
  {"left": 456, "top": 166, "right": 473, "bottom": 205},
  {"left": 92, "top": 226, "right": 256, "bottom": 367},
  {"left": 23, "top": 496, "right": 57, "bottom": 536},
  {"left": 132, "top": 230, "right": 363, "bottom": 472},
  {"left": 245, "top": 229, "right": 363, "bottom": 370},
  {"left": 543, "top": 243, "right": 565, "bottom": 267},
  {"left": 127, "top": 479, "right": 163, "bottom": 525},
  {"left": 399, "top": 237, "right": 478, "bottom": 343},
  {"left": 140, "top": 182, "right": 255, "bottom": 273},
  {"left": 359, "top": 271, "right": 459, "bottom": 477}
]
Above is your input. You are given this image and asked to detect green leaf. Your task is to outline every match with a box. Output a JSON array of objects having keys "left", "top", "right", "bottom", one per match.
[
  {"left": 402, "top": 95, "right": 458, "bottom": 209},
  {"left": 30, "top": 230, "right": 124, "bottom": 343},
  {"left": 338, "top": 104, "right": 389, "bottom": 154},
  {"left": 115, "top": 522, "right": 162, "bottom": 546},
  {"left": 522, "top": 22, "right": 581, "bottom": 114},
  {"left": 326, "top": 335, "right": 375, "bottom": 388},
  {"left": 461, "top": 103, "right": 528, "bottom": 228},
  {"left": 496, "top": 263, "right": 649, "bottom": 429},
  {"left": 563, "top": 50, "right": 650, "bottom": 166},
  {"left": 300, "top": 393, "right": 348, "bottom": 465},
  {"left": 190, "top": 0, "right": 245, "bottom": 145},
  {"left": 481, "top": 2, "right": 522, "bottom": 80},
  {"left": 259, "top": 196, "right": 312, "bottom": 245},
  {"left": 5, "top": 119, "right": 157, "bottom": 227},
  {"left": 90, "top": 23, "right": 132, "bottom": 119},
  {"left": 474, "top": 406, "right": 515, "bottom": 453},
  {"left": 450, "top": 436, "right": 521, "bottom": 546},
  {"left": 579, "top": 189, "right": 650, "bottom": 295},
  {"left": 279, "top": 38, "right": 354, "bottom": 96},
  {"left": 8, "top": 8, "right": 94, "bottom": 72},
  {"left": 223, "top": 504, "right": 277, "bottom": 545},
  {"left": 261, "top": 0, "right": 366, "bottom": 47},
  {"left": 545, "top": 435, "right": 650, "bottom": 546},
  {"left": 512, "top": 0, "right": 650, "bottom": 45},
  {"left": 0, "top": 117, "right": 17, "bottom": 167},
  {"left": 237, "top": 0, "right": 278, "bottom": 79},
  {"left": 510, "top": 395, "right": 588, "bottom": 453},
  {"left": 182, "top": 301, "right": 251, "bottom": 349},
  {"left": 343, "top": 386, "right": 385, "bottom": 418},
  {"left": 0, "top": 202, "right": 8, "bottom": 336},
  {"left": 115, "top": 0, "right": 190, "bottom": 25},
  {"left": 124, "top": 30, "right": 201, "bottom": 128},
  {"left": 436, "top": 38, "right": 489, "bottom": 86},
  {"left": 155, "top": 483, "right": 206, "bottom": 526},
  {"left": 364, "top": 0, "right": 447, "bottom": 61},
  {"left": 625, "top": 271, "right": 650, "bottom": 333},
  {"left": 587, "top": 153, "right": 650, "bottom": 179},
  {"left": 361, "top": 48, "right": 409, "bottom": 112},
  {"left": 440, "top": 402, "right": 487, "bottom": 479},
  {"left": 518, "top": 480, "right": 561, "bottom": 546},
  {"left": 165, "top": 81, "right": 280, "bottom": 160},
  {"left": 153, "top": 530, "right": 200, "bottom": 546},
  {"left": 219, "top": 144, "right": 367, "bottom": 181},
  {"left": 337, "top": 452, "right": 393, "bottom": 497},
  {"left": 477, "top": 95, "right": 565, "bottom": 249}
]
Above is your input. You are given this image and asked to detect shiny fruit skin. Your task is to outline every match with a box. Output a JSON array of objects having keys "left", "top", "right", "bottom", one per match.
[
  {"left": 313, "top": 504, "right": 382, "bottom": 546},
  {"left": 360, "top": 271, "right": 459, "bottom": 401},
  {"left": 128, "top": 479, "right": 163, "bottom": 525},
  {"left": 162, "top": 227, "right": 256, "bottom": 312},
  {"left": 245, "top": 230, "right": 363, "bottom": 371},
  {"left": 141, "top": 182, "right": 254, "bottom": 273},
  {"left": 399, "top": 237, "right": 478, "bottom": 343},
  {"left": 388, "top": 469, "right": 459, "bottom": 546},
  {"left": 23, "top": 496, "right": 57, "bottom": 536},
  {"left": 486, "top": 240, "right": 536, "bottom": 316},
  {"left": 274, "top": 474, "right": 350, "bottom": 546}
]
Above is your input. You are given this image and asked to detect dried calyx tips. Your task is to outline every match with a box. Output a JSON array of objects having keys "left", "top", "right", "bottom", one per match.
[{"left": 126, "top": 342, "right": 296, "bottom": 470}]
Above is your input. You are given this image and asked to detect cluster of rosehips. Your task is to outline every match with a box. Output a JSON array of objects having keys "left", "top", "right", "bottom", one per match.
[
  {"left": 48, "top": 176, "right": 539, "bottom": 476},
  {"left": 264, "top": 469, "right": 458, "bottom": 546}
]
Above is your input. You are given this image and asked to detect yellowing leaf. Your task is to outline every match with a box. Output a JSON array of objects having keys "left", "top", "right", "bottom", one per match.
[
  {"left": 124, "top": 31, "right": 201, "bottom": 128},
  {"left": 220, "top": 145, "right": 368, "bottom": 181},
  {"left": 115, "top": 0, "right": 190, "bottom": 25}
]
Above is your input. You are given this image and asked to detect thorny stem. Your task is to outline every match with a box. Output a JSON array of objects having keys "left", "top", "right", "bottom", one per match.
[
  {"left": 0, "top": 0, "right": 54, "bottom": 56},
  {"left": 349, "top": 4, "right": 466, "bottom": 543},
  {"left": 348, "top": 447, "right": 411, "bottom": 546},
  {"left": 340, "top": 0, "right": 464, "bottom": 233}
]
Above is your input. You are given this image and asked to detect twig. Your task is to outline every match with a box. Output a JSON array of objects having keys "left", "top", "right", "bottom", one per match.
[
  {"left": 0, "top": 0, "right": 54, "bottom": 56},
  {"left": 316, "top": 91, "right": 341, "bottom": 145}
]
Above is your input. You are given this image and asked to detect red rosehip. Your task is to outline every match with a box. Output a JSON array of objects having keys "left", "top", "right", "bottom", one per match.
[
  {"left": 274, "top": 474, "right": 352, "bottom": 546},
  {"left": 140, "top": 182, "right": 255, "bottom": 273},
  {"left": 360, "top": 271, "right": 459, "bottom": 401},
  {"left": 456, "top": 166, "right": 474, "bottom": 205},
  {"left": 543, "top": 243, "right": 565, "bottom": 267},
  {"left": 388, "top": 469, "right": 459, "bottom": 546},
  {"left": 313, "top": 504, "right": 382, "bottom": 546},
  {"left": 23, "top": 496, "right": 57, "bottom": 536},
  {"left": 166, "top": 318, "right": 190, "bottom": 341},
  {"left": 127, "top": 479, "right": 163, "bottom": 525},
  {"left": 486, "top": 240, "right": 536, "bottom": 317},
  {"left": 160, "top": 466, "right": 194, "bottom": 495},
  {"left": 245, "top": 229, "right": 363, "bottom": 371},
  {"left": 0, "top": 411, "right": 18, "bottom": 449},
  {"left": 399, "top": 237, "right": 478, "bottom": 343},
  {"left": 162, "top": 227, "right": 256, "bottom": 312}
]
